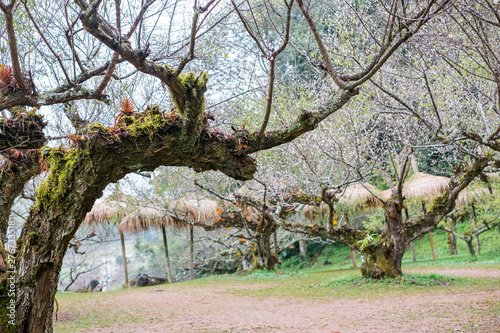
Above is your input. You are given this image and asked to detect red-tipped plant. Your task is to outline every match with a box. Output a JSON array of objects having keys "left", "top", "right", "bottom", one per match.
[
  {"left": 115, "top": 97, "right": 137, "bottom": 126},
  {"left": 0, "top": 65, "right": 14, "bottom": 86},
  {"left": 119, "top": 97, "right": 136, "bottom": 116}
]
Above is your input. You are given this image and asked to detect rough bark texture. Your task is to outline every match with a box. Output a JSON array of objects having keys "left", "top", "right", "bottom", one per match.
[
  {"left": 466, "top": 240, "right": 476, "bottom": 256},
  {"left": 253, "top": 217, "right": 278, "bottom": 270},
  {"left": 360, "top": 242, "right": 399, "bottom": 279},
  {"left": 4, "top": 105, "right": 264, "bottom": 332},
  {"left": 447, "top": 232, "right": 458, "bottom": 255},
  {"left": 383, "top": 199, "right": 406, "bottom": 276},
  {"left": 0, "top": 114, "right": 46, "bottom": 151},
  {"left": 0, "top": 151, "right": 41, "bottom": 243}
]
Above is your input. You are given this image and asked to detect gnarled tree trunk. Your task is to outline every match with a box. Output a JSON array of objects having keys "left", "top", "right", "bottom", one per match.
[
  {"left": 447, "top": 232, "right": 458, "bottom": 255},
  {"left": 466, "top": 239, "right": 476, "bottom": 257},
  {"left": 361, "top": 242, "right": 400, "bottom": 279},
  {"left": 253, "top": 217, "right": 278, "bottom": 270}
]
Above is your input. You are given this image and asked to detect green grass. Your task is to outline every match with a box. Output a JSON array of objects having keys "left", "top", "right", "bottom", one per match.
[
  {"left": 224, "top": 270, "right": 500, "bottom": 300},
  {"left": 54, "top": 261, "right": 500, "bottom": 332},
  {"left": 54, "top": 227, "right": 500, "bottom": 332},
  {"left": 278, "top": 228, "right": 500, "bottom": 273}
]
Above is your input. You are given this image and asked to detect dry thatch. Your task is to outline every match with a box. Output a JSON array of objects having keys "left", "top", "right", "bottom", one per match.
[
  {"left": 403, "top": 172, "right": 450, "bottom": 202},
  {"left": 83, "top": 199, "right": 127, "bottom": 226},
  {"left": 118, "top": 206, "right": 186, "bottom": 234},
  {"left": 303, "top": 204, "right": 328, "bottom": 222},
  {"left": 455, "top": 187, "right": 490, "bottom": 207},
  {"left": 85, "top": 194, "right": 190, "bottom": 233},
  {"left": 169, "top": 197, "right": 220, "bottom": 224},
  {"left": 380, "top": 189, "right": 393, "bottom": 201},
  {"left": 338, "top": 183, "right": 381, "bottom": 209}
]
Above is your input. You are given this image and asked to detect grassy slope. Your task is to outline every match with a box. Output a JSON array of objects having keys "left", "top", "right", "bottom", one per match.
[
  {"left": 54, "top": 265, "right": 500, "bottom": 332},
  {"left": 54, "top": 232, "right": 500, "bottom": 332},
  {"left": 279, "top": 228, "right": 500, "bottom": 273},
  {"left": 54, "top": 228, "right": 500, "bottom": 332}
]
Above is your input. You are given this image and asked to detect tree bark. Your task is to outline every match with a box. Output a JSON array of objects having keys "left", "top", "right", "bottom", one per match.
[
  {"left": 162, "top": 226, "right": 173, "bottom": 283},
  {"left": 0, "top": 114, "right": 46, "bottom": 152},
  {"left": 299, "top": 239, "right": 307, "bottom": 260},
  {"left": 253, "top": 217, "right": 278, "bottom": 270},
  {"left": 273, "top": 231, "right": 278, "bottom": 256},
  {"left": 466, "top": 239, "right": 476, "bottom": 256},
  {"left": 190, "top": 225, "right": 194, "bottom": 280},
  {"left": 120, "top": 231, "right": 129, "bottom": 287},
  {"left": 382, "top": 199, "right": 406, "bottom": 276},
  {"left": 476, "top": 235, "right": 481, "bottom": 256},
  {"left": 361, "top": 242, "right": 400, "bottom": 279},
  {"left": 447, "top": 232, "right": 458, "bottom": 255}
]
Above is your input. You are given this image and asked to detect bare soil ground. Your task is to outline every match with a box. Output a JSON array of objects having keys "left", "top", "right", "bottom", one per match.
[{"left": 57, "top": 267, "right": 500, "bottom": 333}]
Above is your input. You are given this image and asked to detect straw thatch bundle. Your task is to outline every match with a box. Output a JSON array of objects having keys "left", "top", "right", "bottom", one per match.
[
  {"left": 83, "top": 199, "right": 127, "bottom": 225},
  {"left": 380, "top": 189, "right": 392, "bottom": 201},
  {"left": 118, "top": 207, "right": 185, "bottom": 234},
  {"left": 84, "top": 194, "right": 189, "bottom": 233},
  {"left": 303, "top": 204, "right": 328, "bottom": 222},
  {"left": 338, "top": 183, "right": 381, "bottom": 209},
  {"left": 455, "top": 187, "right": 490, "bottom": 207},
  {"left": 403, "top": 172, "right": 450, "bottom": 202},
  {"left": 169, "top": 197, "right": 220, "bottom": 224}
]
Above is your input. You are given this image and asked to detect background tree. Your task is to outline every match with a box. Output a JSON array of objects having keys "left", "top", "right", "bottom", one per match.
[{"left": 0, "top": 1, "right": 451, "bottom": 332}]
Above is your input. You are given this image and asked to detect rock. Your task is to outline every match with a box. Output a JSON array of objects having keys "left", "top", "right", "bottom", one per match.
[{"left": 128, "top": 273, "right": 167, "bottom": 288}]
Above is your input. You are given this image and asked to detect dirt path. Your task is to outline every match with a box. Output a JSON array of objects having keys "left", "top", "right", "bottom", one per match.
[{"left": 63, "top": 268, "right": 500, "bottom": 333}]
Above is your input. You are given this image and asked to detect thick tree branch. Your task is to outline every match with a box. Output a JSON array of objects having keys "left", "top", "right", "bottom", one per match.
[
  {"left": 405, "top": 157, "right": 490, "bottom": 241},
  {"left": 246, "top": 88, "right": 358, "bottom": 153},
  {"left": 1, "top": 3, "right": 30, "bottom": 91},
  {"left": 0, "top": 87, "right": 108, "bottom": 110},
  {"left": 75, "top": 0, "right": 208, "bottom": 117},
  {"left": 0, "top": 114, "right": 46, "bottom": 151},
  {"left": 0, "top": 150, "right": 41, "bottom": 242}
]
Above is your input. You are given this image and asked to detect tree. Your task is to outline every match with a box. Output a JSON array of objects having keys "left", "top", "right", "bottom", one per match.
[{"left": 0, "top": 0, "right": 449, "bottom": 331}]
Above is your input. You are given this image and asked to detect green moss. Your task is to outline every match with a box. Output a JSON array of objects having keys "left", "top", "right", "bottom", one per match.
[
  {"left": 87, "top": 122, "right": 107, "bottom": 134},
  {"left": 34, "top": 148, "right": 86, "bottom": 210},
  {"left": 125, "top": 105, "right": 168, "bottom": 140},
  {"left": 428, "top": 189, "right": 449, "bottom": 212},
  {"left": 26, "top": 232, "right": 39, "bottom": 246},
  {"left": 361, "top": 246, "right": 399, "bottom": 279},
  {"left": 173, "top": 71, "right": 209, "bottom": 119},
  {"left": 151, "top": 62, "right": 175, "bottom": 77}
]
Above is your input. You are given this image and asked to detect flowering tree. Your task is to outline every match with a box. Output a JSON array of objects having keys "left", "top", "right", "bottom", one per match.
[{"left": 0, "top": 1, "right": 448, "bottom": 332}]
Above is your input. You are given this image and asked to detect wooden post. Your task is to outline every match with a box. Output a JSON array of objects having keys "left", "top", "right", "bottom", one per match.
[
  {"left": 273, "top": 231, "right": 278, "bottom": 256},
  {"left": 299, "top": 239, "right": 307, "bottom": 260},
  {"left": 429, "top": 232, "right": 437, "bottom": 261},
  {"left": 120, "top": 231, "right": 129, "bottom": 286},
  {"left": 162, "top": 226, "right": 173, "bottom": 283},
  {"left": 410, "top": 242, "right": 416, "bottom": 262},
  {"left": 405, "top": 207, "right": 416, "bottom": 262},
  {"left": 422, "top": 201, "right": 437, "bottom": 261},
  {"left": 190, "top": 224, "right": 194, "bottom": 280},
  {"left": 476, "top": 235, "right": 481, "bottom": 256},
  {"left": 472, "top": 201, "right": 481, "bottom": 255},
  {"left": 351, "top": 248, "right": 358, "bottom": 268}
]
